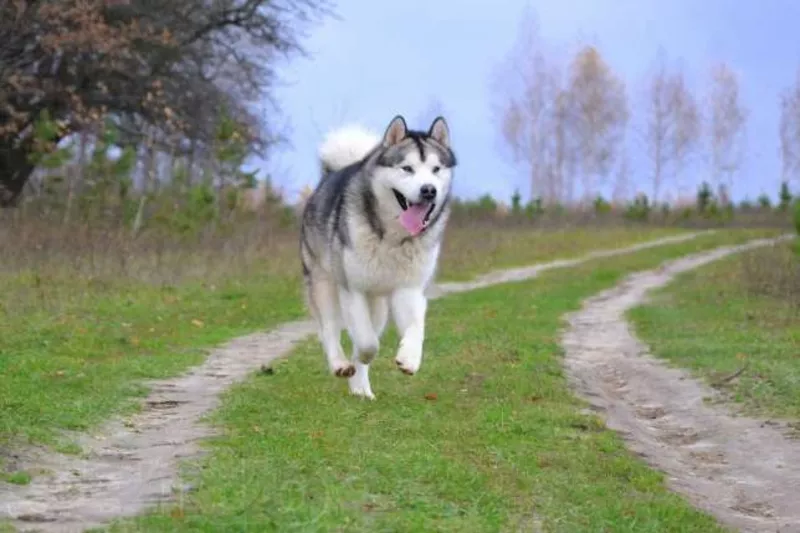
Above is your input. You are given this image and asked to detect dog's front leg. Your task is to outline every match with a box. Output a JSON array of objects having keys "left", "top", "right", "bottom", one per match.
[
  {"left": 391, "top": 287, "right": 427, "bottom": 375},
  {"left": 339, "top": 288, "right": 381, "bottom": 399},
  {"left": 339, "top": 288, "right": 380, "bottom": 361}
]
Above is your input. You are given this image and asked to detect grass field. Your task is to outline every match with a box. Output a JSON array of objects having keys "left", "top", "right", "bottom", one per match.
[
  {"left": 438, "top": 226, "right": 687, "bottom": 280},
  {"left": 628, "top": 238, "right": 800, "bottom": 423},
  {"left": 0, "top": 225, "right": 694, "bottom": 455},
  {"left": 96, "top": 230, "right": 784, "bottom": 533}
]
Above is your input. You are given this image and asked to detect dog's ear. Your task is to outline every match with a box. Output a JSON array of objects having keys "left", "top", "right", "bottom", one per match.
[
  {"left": 382, "top": 115, "right": 407, "bottom": 147},
  {"left": 428, "top": 116, "right": 450, "bottom": 148}
]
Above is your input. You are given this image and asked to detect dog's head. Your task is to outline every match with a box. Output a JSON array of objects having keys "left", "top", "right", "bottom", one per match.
[{"left": 369, "top": 115, "right": 457, "bottom": 237}]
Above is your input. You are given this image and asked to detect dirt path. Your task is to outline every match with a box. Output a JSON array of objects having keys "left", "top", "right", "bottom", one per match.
[
  {"left": 562, "top": 235, "right": 800, "bottom": 533},
  {"left": 0, "top": 232, "right": 709, "bottom": 533}
]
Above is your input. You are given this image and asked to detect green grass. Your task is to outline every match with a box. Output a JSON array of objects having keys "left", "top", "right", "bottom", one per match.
[
  {"left": 0, "top": 274, "right": 305, "bottom": 451},
  {"left": 100, "top": 231, "right": 781, "bottom": 533},
  {"left": 0, "top": 227, "right": 700, "bottom": 454},
  {"left": 1, "top": 470, "right": 31, "bottom": 486},
  {"left": 439, "top": 226, "right": 690, "bottom": 280},
  {"left": 629, "top": 239, "right": 800, "bottom": 422}
]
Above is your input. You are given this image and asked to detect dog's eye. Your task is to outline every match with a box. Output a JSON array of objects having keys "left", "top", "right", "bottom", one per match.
[
  {"left": 432, "top": 166, "right": 441, "bottom": 174},
  {"left": 401, "top": 165, "right": 414, "bottom": 174}
]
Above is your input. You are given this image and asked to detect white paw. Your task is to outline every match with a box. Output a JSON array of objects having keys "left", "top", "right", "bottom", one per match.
[
  {"left": 348, "top": 371, "right": 375, "bottom": 399},
  {"left": 395, "top": 341, "right": 422, "bottom": 375},
  {"left": 349, "top": 384, "right": 376, "bottom": 400}
]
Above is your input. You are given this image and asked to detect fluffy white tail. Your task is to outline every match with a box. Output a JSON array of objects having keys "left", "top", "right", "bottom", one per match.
[{"left": 318, "top": 124, "right": 381, "bottom": 175}]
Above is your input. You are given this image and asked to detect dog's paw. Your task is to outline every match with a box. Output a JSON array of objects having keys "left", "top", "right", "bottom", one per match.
[
  {"left": 349, "top": 385, "right": 376, "bottom": 400},
  {"left": 331, "top": 361, "right": 356, "bottom": 378},
  {"left": 395, "top": 343, "right": 422, "bottom": 375},
  {"left": 348, "top": 362, "right": 375, "bottom": 399}
]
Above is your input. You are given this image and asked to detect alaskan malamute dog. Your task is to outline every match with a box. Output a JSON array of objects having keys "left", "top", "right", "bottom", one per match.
[{"left": 299, "top": 115, "right": 457, "bottom": 399}]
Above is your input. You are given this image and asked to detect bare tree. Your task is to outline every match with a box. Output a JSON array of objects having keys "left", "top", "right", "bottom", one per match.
[
  {"left": 490, "top": 9, "right": 574, "bottom": 204},
  {"left": 612, "top": 146, "right": 631, "bottom": 205},
  {"left": 706, "top": 62, "right": 747, "bottom": 194},
  {"left": 567, "top": 45, "right": 629, "bottom": 202},
  {"left": 544, "top": 86, "right": 577, "bottom": 204},
  {"left": 779, "top": 68, "right": 800, "bottom": 186},
  {"left": 642, "top": 50, "right": 700, "bottom": 204}
]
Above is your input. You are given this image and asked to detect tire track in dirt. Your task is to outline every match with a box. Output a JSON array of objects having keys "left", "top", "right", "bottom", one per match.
[
  {"left": 1, "top": 232, "right": 707, "bottom": 533},
  {"left": 562, "top": 235, "right": 799, "bottom": 533}
]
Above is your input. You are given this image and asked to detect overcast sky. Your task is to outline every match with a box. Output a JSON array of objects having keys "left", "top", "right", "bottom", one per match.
[{"left": 262, "top": 0, "right": 800, "bottom": 204}]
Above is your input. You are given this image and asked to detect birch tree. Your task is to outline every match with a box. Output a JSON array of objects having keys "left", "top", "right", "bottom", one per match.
[
  {"left": 490, "top": 9, "right": 574, "bottom": 205},
  {"left": 567, "top": 45, "right": 629, "bottom": 202},
  {"left": 779, "top": 69, "right": 800, "bottom": 186},
  {"left": 643, "top": 51, "right": 700, "bottom": 203},
  {"left": 706, "top": 62, "right": 747, "bottom": 194}
]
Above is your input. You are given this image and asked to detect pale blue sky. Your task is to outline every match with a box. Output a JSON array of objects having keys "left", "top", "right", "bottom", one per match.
[{"left": 264, "top": 0, "right": 800, "bottom": 205}]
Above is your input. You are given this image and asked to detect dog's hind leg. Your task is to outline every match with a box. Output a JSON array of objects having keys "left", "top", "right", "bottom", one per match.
[
  {"left": 391, "top": 288, "right": 427, "bottom": 375},
  {"left": 307, "top": 276, "right": 354, "bottom": 378},
  {"left": 347, "top": 295, "right": 388, "bottom": 400}
]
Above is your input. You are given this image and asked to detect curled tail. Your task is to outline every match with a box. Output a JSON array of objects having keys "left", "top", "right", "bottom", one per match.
[{"left": 317, "top": 124, "right": 381, "bottom": 178}]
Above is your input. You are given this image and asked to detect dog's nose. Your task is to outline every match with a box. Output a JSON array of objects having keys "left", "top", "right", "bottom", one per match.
[{"left": 419, "top": 184, "right": 437, "bottom": 202}]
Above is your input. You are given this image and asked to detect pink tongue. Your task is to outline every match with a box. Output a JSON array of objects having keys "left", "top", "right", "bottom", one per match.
[{"left": 399, "top": 204, "right": 429, "bottom": 235}]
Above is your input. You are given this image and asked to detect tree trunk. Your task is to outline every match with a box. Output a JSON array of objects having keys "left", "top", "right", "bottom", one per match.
[
  {"left": 132, "top": 137, "right": 156, "bottom": 237},
  {"left": 0, "top": 141, "right": 36, "bottom": 207},
  {"left": 63, "top": 130, "right": 90, "bottom": 224}
]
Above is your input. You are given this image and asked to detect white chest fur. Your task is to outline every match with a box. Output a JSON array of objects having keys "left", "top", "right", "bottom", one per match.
[{"left": 340, "top": 225, "right": 441, "bottom": 294}]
